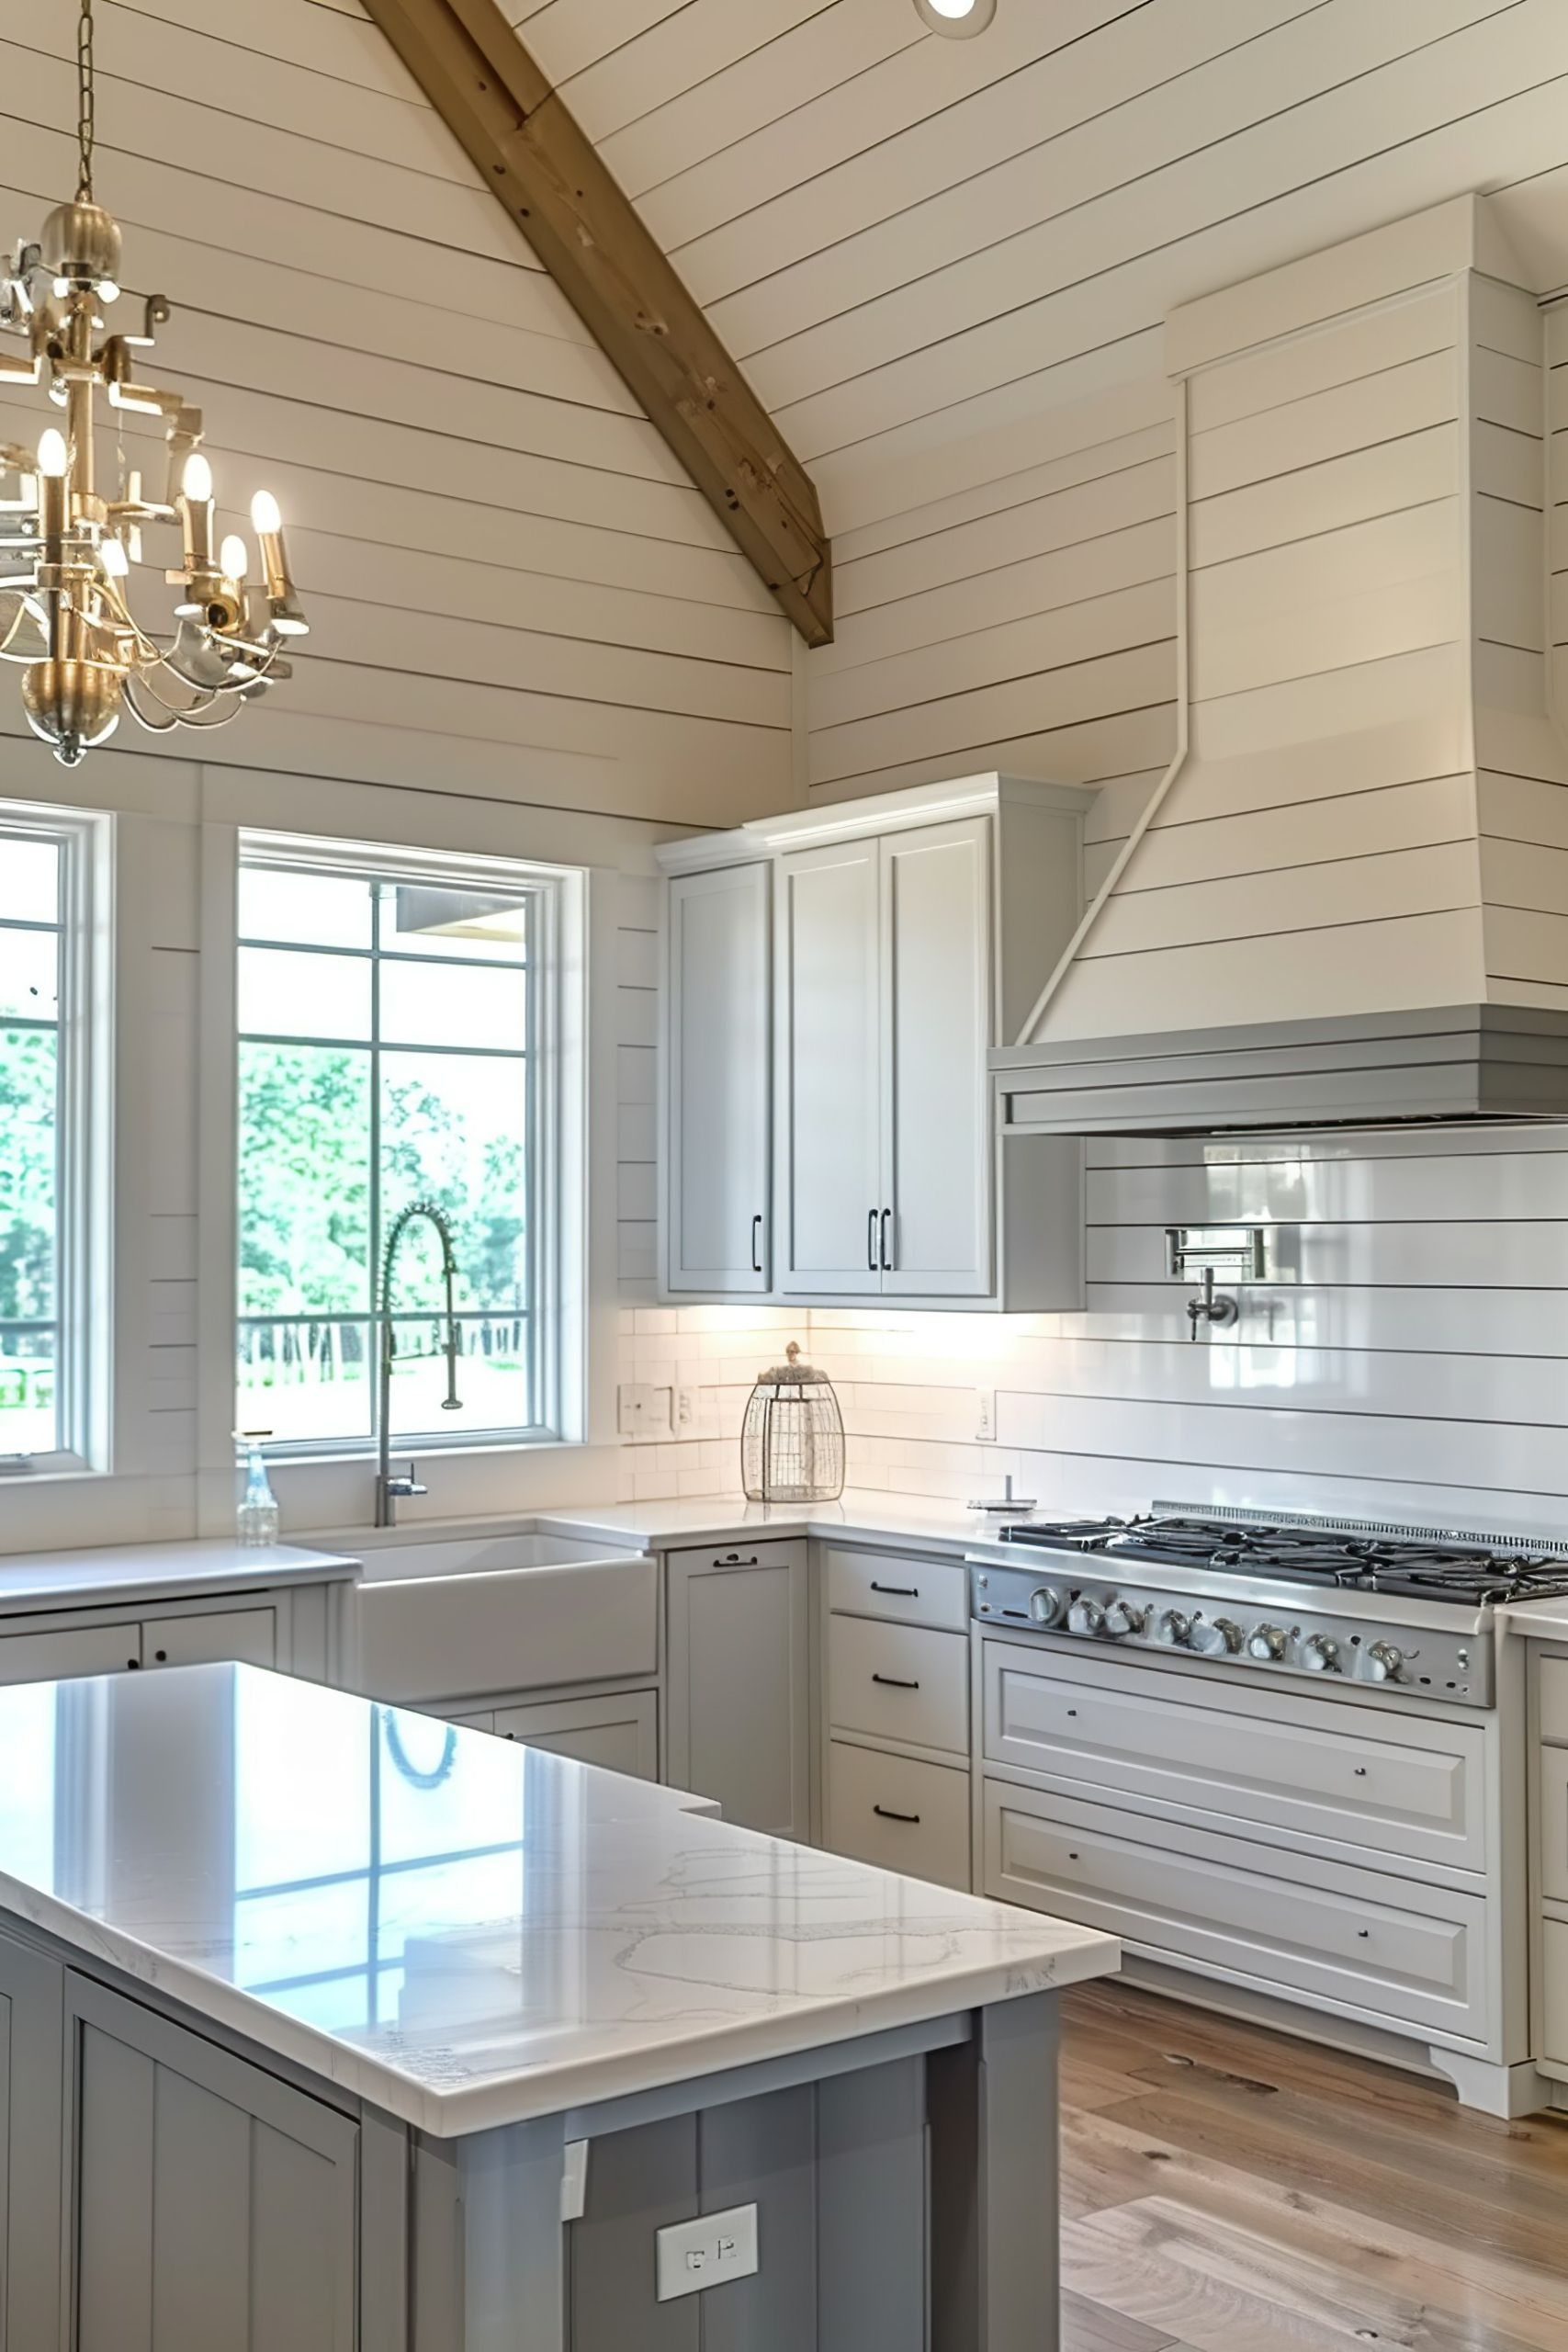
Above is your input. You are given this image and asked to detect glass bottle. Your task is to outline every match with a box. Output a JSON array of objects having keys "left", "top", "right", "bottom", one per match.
[{"left": 236, "top": 1430, "right": 280, "bottom": 1547}]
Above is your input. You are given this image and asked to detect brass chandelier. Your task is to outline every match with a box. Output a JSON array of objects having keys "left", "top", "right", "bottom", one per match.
[{"left": 0, "top": 0, "right": 308, "bottom": 766}]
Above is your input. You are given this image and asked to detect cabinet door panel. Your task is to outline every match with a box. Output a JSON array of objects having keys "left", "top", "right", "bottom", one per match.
[
  {"left": 492, "top": 1690, "right": 658, "bottom": 1779},
  {"left": 0, "top": 1927, "right": 64, "bottom": 2351},
  {"left": 71, "top": 1974, "right": 358, "bottom": 2352},
  {"left": 142, "top": 1609, "right": 276, "bottom": 1671},
  {"left": 0, "top": 1623, "right": 139, "bottom": 1684},
  {"left": 667, "top": 864, "right": 771, "bottom": 1295},
  {"left": 666, "top": 1544, "right": 810, "bottom": 1837},
  {"left": 778, "top": 841, "right": 882, "bottom": 1295},
  {"left": 882, "top": 819, "right": 991, "bottom": 1296}
]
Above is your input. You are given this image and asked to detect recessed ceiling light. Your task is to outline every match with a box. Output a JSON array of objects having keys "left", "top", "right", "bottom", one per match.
[{"left": 916, "top": 0, "right": 997, "bottom": 33}]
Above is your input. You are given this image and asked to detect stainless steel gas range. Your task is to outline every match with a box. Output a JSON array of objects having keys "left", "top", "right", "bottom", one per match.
[
  {"left": 969, "top": 1502, "right": 1568, "bottom": 1708},
  {"left": 964, "top": 1502, "right": 1568, "bottom": 2112}
]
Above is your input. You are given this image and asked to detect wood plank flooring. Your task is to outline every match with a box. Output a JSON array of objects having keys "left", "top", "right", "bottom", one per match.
[{"left": 1060, "top": 1981, "right": 1568, "bottom": 2352}]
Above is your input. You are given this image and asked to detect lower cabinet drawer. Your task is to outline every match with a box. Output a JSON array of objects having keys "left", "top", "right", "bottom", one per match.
[
  {"left": 828, "top": 1743, "right": 970, "bottom": 1891},
  {"left": 824, "top": 1545, "right": 968, "bottom": 1634},
  {"left": 984, "top": 1778, "right": 1491, "bottom": 2042},
  {"left": 982, "top": 1641, "right": 1485, "bottom": 1871},
  {"left": 828, "top": 1617, "right": 968, "bottom": 1756}
]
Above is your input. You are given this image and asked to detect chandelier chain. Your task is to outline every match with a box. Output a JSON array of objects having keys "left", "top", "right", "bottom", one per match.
[{"left": 75, "top": 0, "right": 96, "bottom": 203}]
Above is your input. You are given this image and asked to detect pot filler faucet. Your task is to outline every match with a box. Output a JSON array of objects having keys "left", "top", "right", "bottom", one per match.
[
  {"left": 1187, "top": 1265, "right": 1240, "bottom": 1342},
  {"left": 376, "top": 1198, "right": 463, "bottom": 1527}
]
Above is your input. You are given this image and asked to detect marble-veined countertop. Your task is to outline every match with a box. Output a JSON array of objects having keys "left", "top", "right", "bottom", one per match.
[{"left": 0, "top": 1661, "right": 1117, "bottom": 2137}]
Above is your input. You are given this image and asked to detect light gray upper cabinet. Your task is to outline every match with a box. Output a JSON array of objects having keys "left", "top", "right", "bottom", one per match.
[
  {"left": 659, "top": 775, "right": 1091, "bottom": 1311},
  {"left": 664, "top": 862, "right": 773, "bottom": 1294}
]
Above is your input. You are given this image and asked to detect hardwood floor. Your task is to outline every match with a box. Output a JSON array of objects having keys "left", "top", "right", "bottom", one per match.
[{"left": 1059, "top": 1981, "right": 1568, "bottom": 2352}]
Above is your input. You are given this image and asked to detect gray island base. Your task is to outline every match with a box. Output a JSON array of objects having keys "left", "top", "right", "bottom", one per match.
[{"left": 0, "top": 1663, "right": 1117, "bottom": 2349}]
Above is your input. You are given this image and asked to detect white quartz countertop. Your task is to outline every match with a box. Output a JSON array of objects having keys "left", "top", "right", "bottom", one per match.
[
  {"left": 0, "top": 1662, "right": 1117, "bottom": 2137},
  {"left": 1499, "top": 1598, "right": 1568, "bottom": 1641},
  {"left": 0, "top": 1536, "right": 358, "bottom": 1611},
  {"left": 536, "top": 1489, "right": 1015, "bottom": 1559}
]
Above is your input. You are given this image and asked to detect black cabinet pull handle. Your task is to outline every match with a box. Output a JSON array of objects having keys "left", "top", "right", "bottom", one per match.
[
  {"left": 880, "top": 1207, "right": 892, "bottom": 1272},
  {"left": 868, "top": 1209, "right": 878, "bottom": 1272},
  {"left": 872, "top": 1673, "right": 919, "bottom": 1690},
  {"left": 154, "top": 1649, "right": 167, "bottom": 1663},
  {"left": 127, "top": 1657, "right": 141, "bottom": 1670},
  {"left": 751, "top": 1214, "right": 763, "bottom": 1275},
  {"left": 717, "top": 1555, "right": 761, "bottom": 1567},
  {"left": 870, "top": 1582, "right": 919, "bottom": 1597},
  {"left": 874, "top": 1805, "right": 920, "bottom": 1824}
]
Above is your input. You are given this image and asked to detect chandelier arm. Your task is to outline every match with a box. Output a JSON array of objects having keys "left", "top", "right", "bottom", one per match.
[
  {"left": 122, "top": 678, "right": 186, "bottom": 734},
  {"left": 0, "top": 595, "right": 30, "bottom": 656}
]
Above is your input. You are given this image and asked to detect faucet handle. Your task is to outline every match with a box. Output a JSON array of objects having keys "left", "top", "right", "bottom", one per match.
[{"left": 385, "top": 1460, "right": 427, "bottom": 1499}]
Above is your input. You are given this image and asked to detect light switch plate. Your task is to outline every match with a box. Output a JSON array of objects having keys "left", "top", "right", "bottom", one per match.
[
  {"left": 656, "top": 2204, "right": 759, "bottom": 2301},
  {"left": 975, "top": 1388, "right": 997, "bottom": 1442},
  {"left": 617, "top": 1384, "right": 672, "bottom": 1438},
  {"left": 675, "top": 1385, "right": 698, "bottom": 1430}
]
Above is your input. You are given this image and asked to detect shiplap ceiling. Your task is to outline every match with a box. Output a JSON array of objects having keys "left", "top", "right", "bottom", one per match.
[{"left": 494, "top": 0, "right": 1568, "bottom": 530}]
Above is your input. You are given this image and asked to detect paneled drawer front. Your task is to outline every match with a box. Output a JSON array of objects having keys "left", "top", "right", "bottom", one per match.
[
  {"left": 1540, "top": 1657, "right": 1568, "bottom": 1745},
  {"left": 825, "top": 1545, "right": 967, "bottom": 1633},
  {"left": 984, "top": 1779, "right": 1489, "bottom": 2042},
  {"left": 829, "top": 1616, "right": 967, "bottom": 1755},
  {"left": 983, "top": 1641, "right": 1485, "bottom": 1871},
  {"left": 828, "top": 1743, "right": 970, "bottom": 1891}
]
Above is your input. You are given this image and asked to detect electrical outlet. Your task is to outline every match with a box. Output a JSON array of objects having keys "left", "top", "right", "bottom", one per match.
[
  {"left": 617, "top": 1384, "right": 672, "bottom": 1437},
  {"left": 975, "top": 1388, "right": 997, "bottom": 1442},
  {"left": 656, "top": 2205, "right": 760, "bottom": 2301},
  {"left": 675, "top": 1385, "right": 698, "bottom": 1430}
]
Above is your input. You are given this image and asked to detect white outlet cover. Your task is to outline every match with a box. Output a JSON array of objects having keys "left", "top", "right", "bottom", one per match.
[
  {"left": 975, "top": 1387, "right": 997, "bottom": 1442},
  {"left": 675, "top": 1385, "right": 698, "bottom": 1430},
  {"left": 656, "top": 2203, "right": 759, "bottom": 2301}
]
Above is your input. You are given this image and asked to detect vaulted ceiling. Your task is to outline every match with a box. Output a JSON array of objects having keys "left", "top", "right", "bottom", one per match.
[{"left": 6, "top": 0, "right": 1568, "bottom": 816}]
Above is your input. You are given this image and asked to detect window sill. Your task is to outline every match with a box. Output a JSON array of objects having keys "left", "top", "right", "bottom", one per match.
[{"left": 263, "top": 1433, "right": 583, "bottom": 1472}]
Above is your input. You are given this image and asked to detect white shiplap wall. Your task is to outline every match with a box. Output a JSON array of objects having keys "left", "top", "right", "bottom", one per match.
[{"left": 813, "top": 1125, "right": 1568, "bottom": 1540}]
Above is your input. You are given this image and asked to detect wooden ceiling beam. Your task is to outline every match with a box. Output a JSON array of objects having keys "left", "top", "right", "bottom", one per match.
[{"left": 360, "top": 0, "right": 832, "bottom": 647}]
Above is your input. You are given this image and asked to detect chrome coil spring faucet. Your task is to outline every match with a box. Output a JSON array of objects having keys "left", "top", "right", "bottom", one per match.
[{"left": 376, "top": 1198, "right": 463, "bottom": 1526}]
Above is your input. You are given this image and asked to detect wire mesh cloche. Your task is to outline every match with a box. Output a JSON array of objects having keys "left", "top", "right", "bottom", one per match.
[{"left": 741, "top": 1341, "right": 845, "bottom": 1503}]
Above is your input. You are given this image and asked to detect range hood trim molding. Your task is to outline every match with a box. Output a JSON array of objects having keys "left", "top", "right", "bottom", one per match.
[{"left": 996, "top": 1004, "right": 1568, "bottom": 1136}]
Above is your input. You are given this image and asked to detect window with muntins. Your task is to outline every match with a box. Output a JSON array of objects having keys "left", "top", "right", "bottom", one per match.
[
  {"left": 0, "top": 807, "right": 98, "bottom": 1472},
  {"left": 236, "top": 838, "right": 568, "bottom": 1454}
]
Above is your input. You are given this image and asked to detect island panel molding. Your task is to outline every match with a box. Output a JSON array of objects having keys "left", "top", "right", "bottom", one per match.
[{"left": 358, "top": 0, "right": 834, "bottom": 648}]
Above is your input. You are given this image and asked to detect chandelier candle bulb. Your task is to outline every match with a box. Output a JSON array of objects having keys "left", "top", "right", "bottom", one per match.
[
  {"left": 178, "top": 450, "right": 214, "bottom": 571},
  {"left": 251, "top": 490, "right": 307, "bottom": 634},
  {"left": 219, "top": 534, "right": 248, "bottom": 584}
]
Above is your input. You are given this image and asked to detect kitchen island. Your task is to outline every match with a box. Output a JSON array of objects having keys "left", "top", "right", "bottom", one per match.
[{"left": 0, "top": 1661, "right": 1116, "bottom": 2350}]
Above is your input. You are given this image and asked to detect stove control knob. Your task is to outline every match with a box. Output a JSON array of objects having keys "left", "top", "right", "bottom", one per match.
[
  {"left": 1157, "top": 1609, "right": 1192, "bottom": 1647},
  {"left": 1028, "top": 1586, "right": 1063, "bottom": 1627},
  {"left": 1067, "top": 1597, "right": 1105, "bottom": 1637},
  {"left": 1102, "top": 1600, "right": 1145, "bottom": 1639},
  {"left": 1247, "top": 1623, "right": 1288, "bottom": 1661},
  {"left": 1190, "top": 1615, "right": 1241, "bottom": 1657},
  {"left": 1365, "top": 1640, "right": 1404, "bottom": 1683},
  {"left": 1302, "top": 1634, "right": 1341, "bottom": 1673}
]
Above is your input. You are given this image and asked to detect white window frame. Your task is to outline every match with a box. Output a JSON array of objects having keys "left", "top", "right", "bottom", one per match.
[
  {"left": 233, "top": 830, "right": 590, "bottom": 1464},
  {"left": 0, "top": 800, "right": 110, "bottom": 1479}
]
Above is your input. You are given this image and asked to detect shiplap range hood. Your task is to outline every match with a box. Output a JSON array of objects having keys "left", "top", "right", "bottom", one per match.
[{"left": 997, "top": 197, "right": 1568, "bottom": 1135}]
